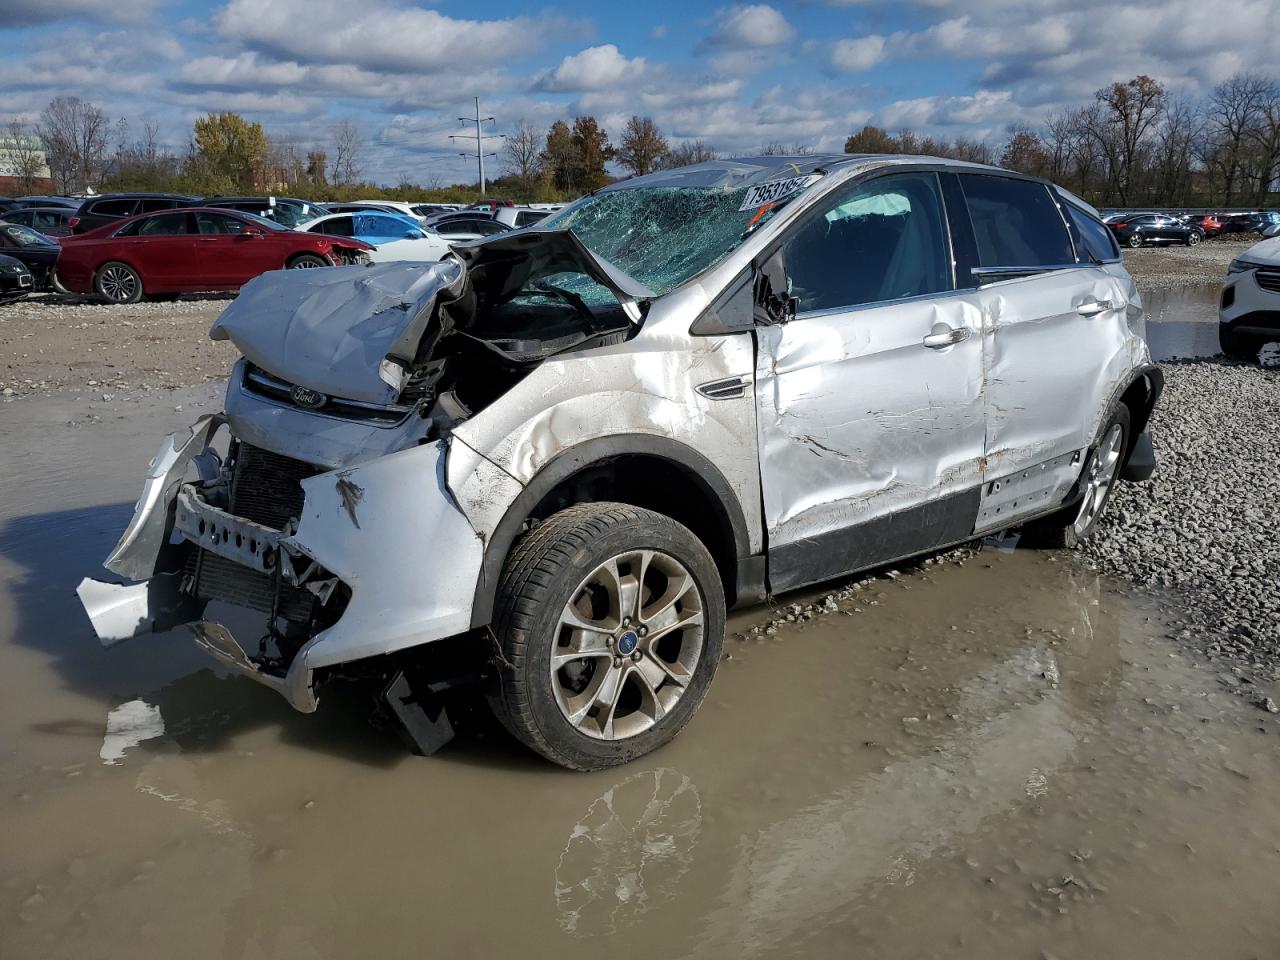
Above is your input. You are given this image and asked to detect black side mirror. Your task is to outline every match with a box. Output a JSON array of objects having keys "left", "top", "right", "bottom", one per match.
[{"left": 754, "top": 249, "right": 797, "bottom": 325}]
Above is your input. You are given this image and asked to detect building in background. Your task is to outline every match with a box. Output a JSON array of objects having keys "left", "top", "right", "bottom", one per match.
[{"left": 0, "top": 134, "right": 54, "bottom": 195}]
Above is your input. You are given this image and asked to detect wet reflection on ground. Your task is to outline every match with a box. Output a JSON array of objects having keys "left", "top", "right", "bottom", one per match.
[
  {"left": 1144, "top": 284, "right": 1221, "bottom": 360},
  {"left": 3, "top": 385, "right": 1278, "bottom": 960}
]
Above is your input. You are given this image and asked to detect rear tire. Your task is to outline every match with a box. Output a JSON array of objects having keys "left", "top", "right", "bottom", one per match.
[
  {"left": 95, "top": 261, "right": 143, "bottom": 304},
  {"left": 1022, "top": 405, "right": 1130, "bottom": 549},
  {"left": 487, "top": 502, "right": 725, "bottom": 771},
  {"left": 1127, "top": 234, "right": 1143, "bottom": 248}
]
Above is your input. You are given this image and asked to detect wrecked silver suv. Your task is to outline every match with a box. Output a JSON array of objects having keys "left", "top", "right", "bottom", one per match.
[{"left": 79, "top": 155, "right": 1161, "bottom": 770}]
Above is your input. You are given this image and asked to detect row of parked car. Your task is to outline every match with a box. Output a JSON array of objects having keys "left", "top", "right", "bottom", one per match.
[
  {"left": 1100, "top": 210, "right": 1280, "bottom": 248},
  {"left": 0, "top": 192, "right": 563, "bottom": 304}
]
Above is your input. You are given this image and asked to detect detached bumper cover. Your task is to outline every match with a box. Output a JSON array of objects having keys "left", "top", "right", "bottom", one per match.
[{"left": 78, "top": 420, "right": 521, "bottom": 713}]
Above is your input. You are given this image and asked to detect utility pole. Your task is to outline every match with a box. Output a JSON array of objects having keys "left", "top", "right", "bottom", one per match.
[{"left": 450, "top": 97, "right": 502, "bottom": 195}]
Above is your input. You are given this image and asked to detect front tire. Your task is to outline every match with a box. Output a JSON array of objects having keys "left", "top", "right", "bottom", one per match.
[
  {"left": 287, "top": 253, "right": 328, "bottom": 269},
  {"left": 487, "top": 503, "right": 725, "bottom": 770},
  {"left": 95, "top": 261, "right": 143, "bottom": 303},
  {"left": 1219, "top": 326, "right": 1257, "bottom": 359},
  {"left": 1022, "top": 405, "right": 1130, "bottom": 549},
  {"left": 1186, "top": 230, "right": 1202, "bottom": 246}
]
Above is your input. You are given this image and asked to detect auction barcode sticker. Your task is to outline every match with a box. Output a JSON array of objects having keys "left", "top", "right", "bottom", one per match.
[{"left": 738, "top": 174, "right": 821, "bottom": 211}]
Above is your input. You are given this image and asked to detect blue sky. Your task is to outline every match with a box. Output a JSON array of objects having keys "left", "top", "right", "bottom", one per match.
[{"left": 4, "top": 0, "right": 1277, "bottom": 184}]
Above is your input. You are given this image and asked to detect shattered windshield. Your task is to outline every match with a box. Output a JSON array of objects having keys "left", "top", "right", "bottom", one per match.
[{"left": 540, "top": 177, "right": 820, "bottom": 297}]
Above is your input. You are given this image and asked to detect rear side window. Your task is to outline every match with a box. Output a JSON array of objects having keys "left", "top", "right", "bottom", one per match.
[
  {"left": 92, "top": 198, "right": 138, "bottom": 217},
  {"left": 515, "top": 210, "right": 548, "bottom": 227},
  {"left": 195, "top": 212, "right": 248, "bottom": 235},
  {"left": 959, "top": 175, "right": 1074, "bottom": 268},
  {"left": 136, "top": 213, "right": 190, "bottom": 236},
  {"left": 140, "top": 197, "right": 182, "bottom": 212},
  {"left": 1063, "top": 203, "right": 1119, "bottom": 262}
]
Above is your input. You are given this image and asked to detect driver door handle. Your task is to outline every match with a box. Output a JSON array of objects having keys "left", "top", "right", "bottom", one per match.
[
  {"left": 1076, "top": 298, "right": 1114, "bottom": 317},
  {"left": 922, "top": 326, "right": 970, "bottom": 349}
]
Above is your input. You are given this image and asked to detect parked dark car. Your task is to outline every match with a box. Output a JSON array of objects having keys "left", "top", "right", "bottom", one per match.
[
  {"left": 1107, "top": 213, "right": 1203, "bottom": 248},
  {"left": 69, "top": 193, "right": 198, "bottom": 234},
  {"left": 1216, "top": 212, "right": 1280, "bottom": 236},
  {"left": 0, "top": 253, "right": 34, "bottom": 304},
  {"left": 192, "top": 196, "right": 329, "bottom": 228},
  {"left": 424, "top": 212, "right": 511, "bottom": 238},
  {"left": 57, "top": 207, "right": 372, "bottom": 303},
  {"left": 0, "top": 223, "right": 61, "bottom": 289},
  {"left": 12, "top": 195, "right": 81, "bottom": 209},
  {"left": 3, "top": 206, "right": 74, "bottom": 236}
]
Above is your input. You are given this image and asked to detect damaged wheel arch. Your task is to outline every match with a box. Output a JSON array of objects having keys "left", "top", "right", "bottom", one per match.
[{"left": 468, "top": 434, "right": 757, "bottom": 630}]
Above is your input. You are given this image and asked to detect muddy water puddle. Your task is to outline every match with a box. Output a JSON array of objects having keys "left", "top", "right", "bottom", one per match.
[
  {"left": 3, "top": 392, "right": 1279, "bottom": 960},
  {"left": 1143, "top": 284, "right": 1222, "bottom": 360}
]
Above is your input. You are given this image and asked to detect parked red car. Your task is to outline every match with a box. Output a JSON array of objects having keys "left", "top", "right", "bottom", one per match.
[
  {"left": 1185, "top": 213, "right": 1222, "bottom": 238},
  {"left": 56, "top": 207, "right": 372, "bottom": 303}
]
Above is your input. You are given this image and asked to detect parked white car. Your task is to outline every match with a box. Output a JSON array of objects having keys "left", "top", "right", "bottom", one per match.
[
  {"left": 296, "top": 211, "right": 453, "bottom": 263},
  {"left": 1219, "top": 235, "right": 1280, "bottom": 356}
]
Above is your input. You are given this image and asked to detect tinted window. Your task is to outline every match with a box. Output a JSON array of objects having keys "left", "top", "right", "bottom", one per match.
[
  {"left": 5, "top": 210, "right": 32, "bottom": 225},
  {"left": 1063, "top": 203, "right": 1119, "bottom": 262},
  {"left": 959, "top": 175, "right": 1074, "bottom": 268},
  {"left": 92, "top": 199, "right": 138, "bottom": 217},
  {"left": 315, "top": 216, "right": 355, "bottom": 237},
  {"left": 195, "top": 212, "right": 249, "bottom": 235},
  {"left": 136, "top": 213, "right": 190, "bottom": 236},
  {"left": 782, "top": 172, "right": 952, "bottom": 312},
  {"left": 515, "top": 210, "right": 548, "bottom": 227},
  {"left": 140, "top": 197, "right": 182, "bottom": 212}
]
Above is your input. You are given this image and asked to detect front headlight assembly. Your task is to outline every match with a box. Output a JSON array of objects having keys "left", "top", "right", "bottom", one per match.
[{"left": 1228, "top": 258, "right": 1263, "bottom": 275}]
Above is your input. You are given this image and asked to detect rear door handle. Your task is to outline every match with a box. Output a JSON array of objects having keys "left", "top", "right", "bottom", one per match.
[
  {"left": 922, "top": 325, "right": 970, "bottom": 349},
  {"left": 1076, "top": 298, "right": 1113, "bottom": 317}
]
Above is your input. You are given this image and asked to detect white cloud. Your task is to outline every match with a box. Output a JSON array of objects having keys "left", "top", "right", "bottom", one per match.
[
  {"left": 214, "top": 0, "right": 579, "bottom": 74},
  {"left": 701, "top": 5, "right": 796, "bottom": 50},
  {"left": 533, "top": 45, "right": 647, "bottom": 93},
  {"left": 831, "top": 35, "right": 888, "bottom": 72}
]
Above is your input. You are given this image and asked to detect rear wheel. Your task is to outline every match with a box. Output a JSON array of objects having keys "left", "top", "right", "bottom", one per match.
[
  {"left": 287, "top": 253, "right": 327, "bottom": 269},
  {"left": 1022, "top": 405, "right": 1130, "bottom": 549},
  {"left": 487, "top": 502, "right": 725, "bottom": 770},
  {"left": 95, "top": 262, "right": 143, "bottom": 304},
  {"left": 1127, "top": 234, "right": 1144, "bottom": 248}
]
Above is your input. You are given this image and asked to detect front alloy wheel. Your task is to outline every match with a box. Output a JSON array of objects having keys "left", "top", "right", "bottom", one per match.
[{"left": 488, "top": 502, "right": 725, "bottom": 770}]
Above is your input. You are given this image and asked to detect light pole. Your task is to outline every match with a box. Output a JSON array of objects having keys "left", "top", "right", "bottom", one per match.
[{"left": 449, "top": 97, "right": 502, "bottom": 195}]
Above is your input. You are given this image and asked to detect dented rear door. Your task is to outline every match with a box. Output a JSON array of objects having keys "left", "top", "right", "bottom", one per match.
[{"left": 754, "top": 171, "right": 986, "bottom": 593}]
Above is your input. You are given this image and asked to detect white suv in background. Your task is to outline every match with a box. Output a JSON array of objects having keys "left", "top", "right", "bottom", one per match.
[
  {"left": 1220, "top": 235, "right": 1280, "bottom": 357},
  {"left": 80, "top": 154, "right": 1162, "bottom": 770}
]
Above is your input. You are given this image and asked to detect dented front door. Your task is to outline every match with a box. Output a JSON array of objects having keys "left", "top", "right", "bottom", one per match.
[{"left": 753, "top": 171, "right": 985, "bottom": 593}]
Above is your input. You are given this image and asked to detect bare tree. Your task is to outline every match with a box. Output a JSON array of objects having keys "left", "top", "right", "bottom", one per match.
[
  {"left": 1248, "top": 86, "right": 1280, "bottom": 205},
  {"left": 38, "top": 95, "right": 109, "bottom": 192},
  {"left": 1152, "top": 96, "right": 1201, "bottom": 204},
  {"left": 330, "top": 118, "right": 364, "bottom": 185},
  {"left": 3, "top": 120, "right": 48, "bottom": 193},
  {"left": 660, "top": 139, "right": 716, "bottom": 169},
  {"left": 617, "top": 116, "right": 669, "bottom": 176},
  {"left": 1205, "top": 73, "right": 1272, "bottom": 205},
  {"left": 503, "top": 119, "right": 543, "bottom": 187},
  {"left": 1089, "top": 75, "right": 1165, "bottom": 204}
]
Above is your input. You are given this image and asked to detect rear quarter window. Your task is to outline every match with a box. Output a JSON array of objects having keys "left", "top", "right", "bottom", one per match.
[
  {"left": 959, "top": 175, "right": 1075, "bottom": 268},
  {"left": 1062, "top": 203, "right": 1119, "bottom": 262},
  {"left": 92, "top": 199, "right": 138, "bottom": 217}
]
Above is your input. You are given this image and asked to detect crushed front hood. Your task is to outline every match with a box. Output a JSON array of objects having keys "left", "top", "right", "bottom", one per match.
[
  {"left": 210, "top": 230, "right": 652, "bottom": 406},
  {"left": 211, "top": 260, "right": 465, "bottom": 406}
]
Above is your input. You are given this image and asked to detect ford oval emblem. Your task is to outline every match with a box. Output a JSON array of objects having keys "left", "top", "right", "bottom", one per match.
[{"left": 290, "top": 385, "right": 327, "bottom": 410}]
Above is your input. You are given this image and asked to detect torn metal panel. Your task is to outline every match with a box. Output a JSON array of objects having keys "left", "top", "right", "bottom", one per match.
[
  {"left": 753, "top": 292, "right": 986, "bottom": 552},
  {"left": 76, "top": 573, "right": 203, "bottom": 647},
  {"left": 103, "top": 414, "right": 224, "bottom": 581},
  {"left": 278, "top": 439, "right": 521, "bottom": 673}
]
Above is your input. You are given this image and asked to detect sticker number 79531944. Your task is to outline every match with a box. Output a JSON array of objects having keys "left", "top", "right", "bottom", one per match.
[{"left": 738, "top": 173, "right": 821, "bottom": 212}]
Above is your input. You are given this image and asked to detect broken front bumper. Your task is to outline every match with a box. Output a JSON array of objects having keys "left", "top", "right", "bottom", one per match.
[{"left": 78, "top": 417, "right": 514, "bottom": 713}]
